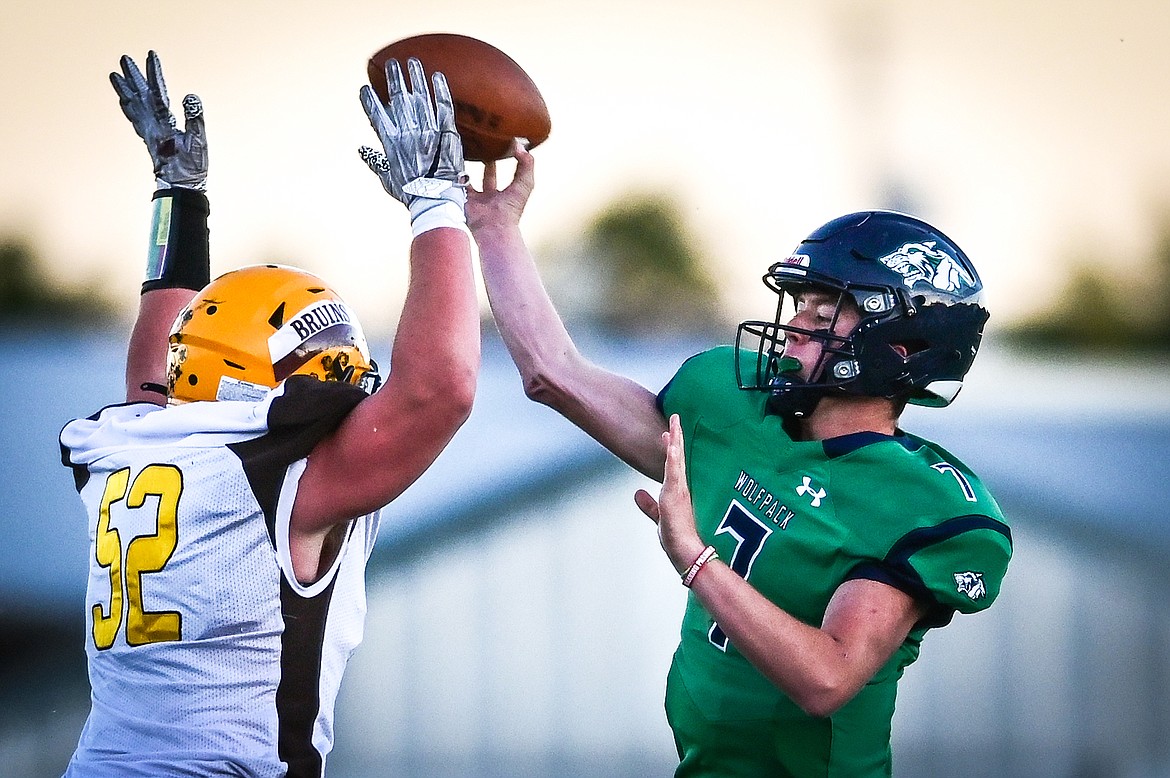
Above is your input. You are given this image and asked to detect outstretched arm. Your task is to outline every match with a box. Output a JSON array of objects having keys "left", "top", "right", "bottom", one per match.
[
  {"left": 636, "top": 415, "right": 927, "bottom": 717},
  {"left": 292, "top": 59, "right": 479, "bottom": 552},
  {"left": 468, "top": 141, "right": 668, "bottom": 480},
  {"left": 110, "top": 51, "right": 210, "bottom": 403}
]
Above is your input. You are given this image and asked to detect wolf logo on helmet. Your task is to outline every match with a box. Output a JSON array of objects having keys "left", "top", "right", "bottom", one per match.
[
  {"left": 166, "top": 264, "right": 381, "bottom": 404},
  {"left": 877, "top": 241, "right": 978, "bottom": 295}
]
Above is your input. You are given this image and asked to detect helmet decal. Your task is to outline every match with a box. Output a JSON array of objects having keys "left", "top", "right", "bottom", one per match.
[
  {"left": 214, "top": 375, "right": 271, "bottom": 403},
  {"left": 267, "top": 299, "right": 365, "bottom": 365},
  {"left": 877, "top": 241, "right": 977, "bottom": 294}
]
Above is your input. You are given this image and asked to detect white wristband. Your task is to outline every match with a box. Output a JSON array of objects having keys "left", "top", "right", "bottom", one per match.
[
  {"left": 408, "top": 189, "right": 468, "bottom": 238},
  {"left": 682, "top": 545, "right": 718, "bottom": 588}
]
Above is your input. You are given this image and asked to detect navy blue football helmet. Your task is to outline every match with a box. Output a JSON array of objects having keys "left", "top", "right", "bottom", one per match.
[{"left": 736, "top": 210, "right": 989, "bottom": 419}]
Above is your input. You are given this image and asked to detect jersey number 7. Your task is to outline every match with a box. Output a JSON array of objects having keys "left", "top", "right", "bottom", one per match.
[{"left": 708, "top": 501, "right": 773, "bottom": 651}]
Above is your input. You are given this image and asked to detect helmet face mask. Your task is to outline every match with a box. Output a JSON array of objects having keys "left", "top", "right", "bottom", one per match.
[
  {"left": 736, "top": 211, "right": 990, "bottom": 419},
  {"left": 736, "top": 285, "right": 867, "bottom": 419},
  {"left": 167, "top": 265, "right": 382, "bottom": 404}
]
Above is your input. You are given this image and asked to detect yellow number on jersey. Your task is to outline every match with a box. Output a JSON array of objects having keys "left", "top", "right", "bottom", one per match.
[
  {"left": 92, "top": 469, "right": 129, "bottom": 650},
  {"left": 93, "top": 464, "right": 184, "bottom": 650}
]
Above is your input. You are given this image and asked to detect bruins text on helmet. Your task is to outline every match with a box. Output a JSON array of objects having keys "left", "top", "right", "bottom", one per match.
[
  {"left": 166, "top": 264, "right": 382, "bottom": 404},
  {"left": 736, "top": 210, "right": 989, "bottom": 419}
]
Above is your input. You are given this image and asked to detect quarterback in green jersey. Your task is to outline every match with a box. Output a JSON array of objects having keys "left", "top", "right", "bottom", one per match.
[{"left": 468, "top": 141, "right": 1012, "bottom": 777}]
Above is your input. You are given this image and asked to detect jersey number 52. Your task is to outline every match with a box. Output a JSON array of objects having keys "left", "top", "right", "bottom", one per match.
[{"left": 92, "top": 465, "right": 184, "bottom": 650}]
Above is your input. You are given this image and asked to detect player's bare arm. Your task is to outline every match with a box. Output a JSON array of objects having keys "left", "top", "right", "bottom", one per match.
[
  {"left": 638, "top": 415, "right": 926, "bottom": 717},
  {"left": 125, "top": 289, "right": 194, "bottom": 402},
  {"left": 689, "top": 569, "right": 925, "bottom": 718},
  {"left": 289, "top": 58, "right": 479, "bottom": 579},
  {"left": 293, "top": 227, "right": 477, "bottom": 529},
  {"left": 111, "top": 51, "right": 209, "bottom": 403},
  {"left": 469, "top": 140, "right": 669, "bottom": 480}
]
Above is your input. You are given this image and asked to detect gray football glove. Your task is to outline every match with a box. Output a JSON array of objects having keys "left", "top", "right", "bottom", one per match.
[
  {"left": 110, "top": 51, "right": 208, "bottom": 191},
  {"left": 358, "top": 57, "right": 465, "bottom": 209}
]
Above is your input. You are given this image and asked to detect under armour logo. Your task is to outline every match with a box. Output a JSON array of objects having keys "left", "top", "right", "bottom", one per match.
[{"left": 795, "top": 476, "right": 826, "bottom": 507}]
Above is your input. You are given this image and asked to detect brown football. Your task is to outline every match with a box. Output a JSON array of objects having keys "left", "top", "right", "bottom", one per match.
[{"left": 368, "top": 33, "right": 551, "bottom": 162}]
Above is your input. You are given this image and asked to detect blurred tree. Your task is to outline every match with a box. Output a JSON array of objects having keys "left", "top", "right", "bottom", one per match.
[
  {"left": 1142, "top": 211, "right": 1170, "bottom": 349},
  {"left": 0, "top": 237, "right": 116, "bottom": 327},
  {"left": 0, "top": 239, "right": 40, "bottom": 314},
  {"left": 1002, "top": 213, "right": 1170, "bottom": 353},
  {"left": 541, "top": 194, "right": 722, "bottom": 335}
]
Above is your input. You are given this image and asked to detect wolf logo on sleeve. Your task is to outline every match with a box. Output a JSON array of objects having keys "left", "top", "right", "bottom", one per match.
[{"left": 954, "top": 571, "right": 988, "bottom": 600}]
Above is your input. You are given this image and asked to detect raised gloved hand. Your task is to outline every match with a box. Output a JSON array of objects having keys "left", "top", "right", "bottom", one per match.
[
  {"left": 110, "top": 51, "right": 208, "bottom": 191},
  {"left": 359, "top": 57, "right": 467, "bottom": 235}
]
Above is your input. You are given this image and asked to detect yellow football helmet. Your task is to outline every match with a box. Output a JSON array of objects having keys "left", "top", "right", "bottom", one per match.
[{"left": 167, "top": 264, "right": 380, "bottom": 404}]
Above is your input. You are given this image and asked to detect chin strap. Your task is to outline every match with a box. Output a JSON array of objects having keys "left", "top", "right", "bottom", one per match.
[{"left": 765, "top": 357, "right": 824, "bottom": 419}]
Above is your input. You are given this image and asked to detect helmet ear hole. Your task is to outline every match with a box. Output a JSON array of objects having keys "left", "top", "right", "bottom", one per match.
[{"left": 893, "top": 339, "right": 928, "bottom": 358}]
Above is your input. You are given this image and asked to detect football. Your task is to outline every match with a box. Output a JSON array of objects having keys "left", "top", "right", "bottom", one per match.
[{"left": 368, "top": 33, "right": 551, "bottom": 162}]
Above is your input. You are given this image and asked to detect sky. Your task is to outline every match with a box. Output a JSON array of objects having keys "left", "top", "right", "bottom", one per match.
[{"left": 3, "top": 0, "right": 1170, "bottom": 333}]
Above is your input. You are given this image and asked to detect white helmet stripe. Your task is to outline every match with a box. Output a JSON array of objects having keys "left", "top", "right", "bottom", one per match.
[{"left": 267, "top": 300, "right": 367, "bottom": 363}]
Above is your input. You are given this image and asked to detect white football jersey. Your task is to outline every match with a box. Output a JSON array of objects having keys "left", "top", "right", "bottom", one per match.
[{"left": 59, "top": 378, "right": 380, "bottom": 778}]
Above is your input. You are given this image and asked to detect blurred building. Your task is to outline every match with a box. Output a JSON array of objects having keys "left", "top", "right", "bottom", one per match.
[{"left": 2, "top": 330, "right": 1169, "bottom": 777}]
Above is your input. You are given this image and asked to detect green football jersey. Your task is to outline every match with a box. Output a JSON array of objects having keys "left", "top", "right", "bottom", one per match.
[{"left": 658, "top": 347, "right": 1012, "bottom": 778}]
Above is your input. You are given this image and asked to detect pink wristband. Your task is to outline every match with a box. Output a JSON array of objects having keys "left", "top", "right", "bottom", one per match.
[{"left": 682, "top": 545, "right": 718, "bottom": 588}]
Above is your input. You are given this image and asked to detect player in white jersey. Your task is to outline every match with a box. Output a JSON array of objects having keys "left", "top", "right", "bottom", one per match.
[{"left": 58, "top": 52, "right": 478, "bottom": 777}]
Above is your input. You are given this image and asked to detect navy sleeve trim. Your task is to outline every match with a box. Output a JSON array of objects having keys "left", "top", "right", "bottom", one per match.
[
  {"left": 847, "top": 560, "right": 955, "bottom": 627},
  {"left": 847, "top": 514, "right": 1013, "bottom": 629},
  {"left": 887, "top": 515, "right": 1013, "bottom": 560}
]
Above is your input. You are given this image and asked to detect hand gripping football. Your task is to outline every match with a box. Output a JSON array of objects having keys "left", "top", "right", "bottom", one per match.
[{"left": 368, "top": 33, "right": 551, "bottom": 162}]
